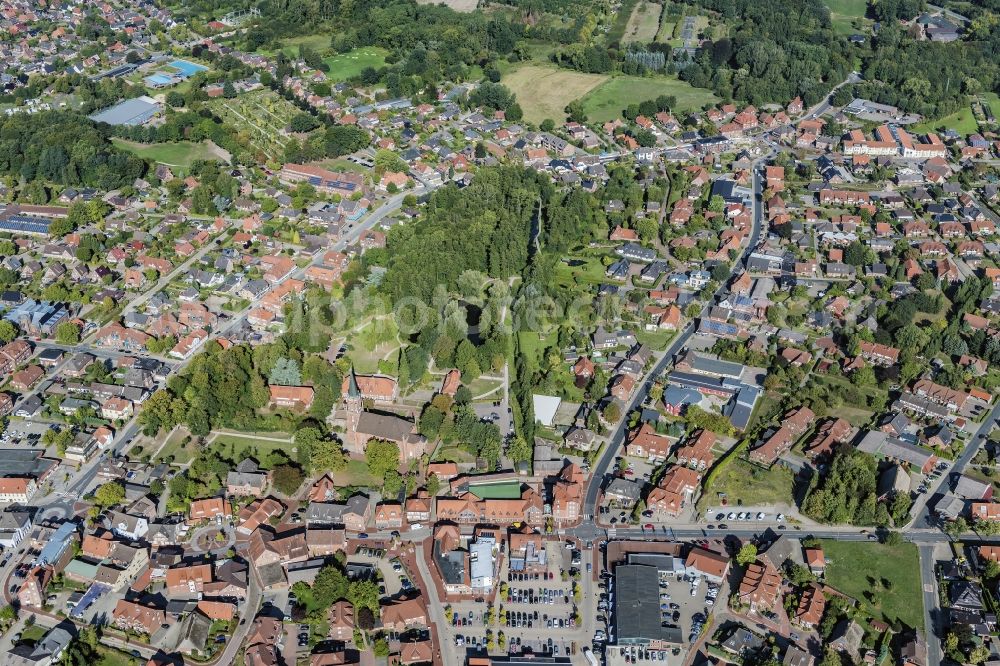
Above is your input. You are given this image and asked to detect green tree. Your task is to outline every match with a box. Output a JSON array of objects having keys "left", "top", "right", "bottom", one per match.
[
  {"left": 94, "top": 481, "right": 125, "bottom": 508},
  {"left": 55, "top": 321, "right": 81, "bottom": 344},
  {"left": 365, "top": 439, "right": 400, "bottom": 477},
  {"left": 0, "top": 320, "right": 17, "bottom": 343},
  {"left": 736, "top": 543, "right": 757, "bottom": 566},
  {"left": 426, "top": 473, "right": 441, "bottom": 496},
  {"left": 272, "top": 464, "right": 305, "bottom": 495}
]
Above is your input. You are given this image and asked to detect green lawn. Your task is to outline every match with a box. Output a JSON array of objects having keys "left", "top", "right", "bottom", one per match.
[
  {"left": 330, "top": 458, "right": 379, "bottom": 487},
  {"left": 209, "top": 433, "right": 294, "bottom": 469},
  {"left": 698, "top": 458, "right": 795, "bottom": 510},
  {"left": 518, "top": 330, "right": 557, "bottom": 371},
  {"left": 820, "top": 539, "right": 924, "bottom": 630},
  {"left": 635, "top": 328, "right": 676, "bottom": 351},
  {"left": 112, "top": 139, "right": 222, "bottom": 168},
  {"left": 825, "top": 0, "right": 870, "bottom": 34},
  {"left": 324, "top": 47, "right": 389, "bottom": 81},
  {"left": 554, "top": 255, "right": 610, "bottom": 287},
  {"left": 467, "top": 480, "right": 523, "bottom": 499},
  {"left": 579, "top": 75, "right": 719, "bottom": 123},
  {"left": 20, "top": 625, "right": 46, "bottom": 643},
  {"left": 155, "top": 428, "right": 197, "bottom": 465}
]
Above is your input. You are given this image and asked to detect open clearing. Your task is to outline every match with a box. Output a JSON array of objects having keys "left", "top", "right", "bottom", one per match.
[
  {"left": 504, "top": 65, "right": 609, "bottom": 124},
  {"left": 579, "top": 75, "right": 718, "bottom": 123},
  {"left": 913, "top": 99, "right": 981, "bottom": 136},
  {"left": 623, "top": 2, "right": 662, "bottom": 43},
  {"left": 416, "top": 0, "right": 479, "bottom": 10},
  {"left": 825, "top": 0, "right": 870, "bottom": 34},
  {"left": 698, "top": 458, "right": 794, "bottom": 510},
  {"left": 820, "top": 539, "right": 924, "bottom": 630},
  {"left": 111, "top": 139, "right": 223, "bottom": 168},
  {"left": 324, "top": 47, "right": 389, "bottom": 81}
]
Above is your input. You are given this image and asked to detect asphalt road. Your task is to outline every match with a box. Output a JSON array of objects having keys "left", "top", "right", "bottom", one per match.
[
  {"left": 912, "top": 397, "right": 1000, "bottom": 528},
  {"left": 919, "top": 545, "right": 944, "bottom": 666}
]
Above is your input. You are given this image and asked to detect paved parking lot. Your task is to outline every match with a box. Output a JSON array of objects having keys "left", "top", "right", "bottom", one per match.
[{"left": 439, "top": 539, "right": 594, "bottom": 663}]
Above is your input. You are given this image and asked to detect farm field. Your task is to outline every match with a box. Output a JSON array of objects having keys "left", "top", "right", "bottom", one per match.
[
  {"left": 579, "top": 74, "right": 718, "bottom": 123},
  {"left": 825, "top": 0, "right": 870, "bottom": 34},
  {"left": 111, "top": 139, "right": 223, "bottom": 168},
  {"left": 503, "top": 65, "right": 609, "bottom": 124},
  {"left": 820, "top": 539, "right": 924, "bottom": 629},
  {"left": 324, "top": 47, "right": 389, "bottom": 81},
  {"left": 623, "top": 1, "right": 663, "bottom": 43}
]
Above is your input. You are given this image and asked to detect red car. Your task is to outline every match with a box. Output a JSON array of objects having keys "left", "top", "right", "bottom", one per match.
[{"left": 643, "top": 523, "right": 655, "bottom": 530}]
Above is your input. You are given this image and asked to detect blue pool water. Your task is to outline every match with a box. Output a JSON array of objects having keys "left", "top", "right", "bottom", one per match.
[
  {"left": 169, "top": 59, "right": 208, "bottom": 77},
  {"left": 145, "top": 73, "right": 174, "bottom": 86}
]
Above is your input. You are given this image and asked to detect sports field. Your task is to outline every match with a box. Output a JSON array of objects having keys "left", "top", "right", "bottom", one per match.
[
  {"left": 623, "top": 2, "right": 663, "bottom": 43},
  {"left": 111, "top": 139, "right": 223, "bottom": 168},
  {"left": 579, "top": 75, "right": 718, "bottom": 123},
  {"left": 503, "top": 65, "right": 609, "bottom": 124},
  {"left": 324, "top": 47, "right": 389, "bottom": 81}
]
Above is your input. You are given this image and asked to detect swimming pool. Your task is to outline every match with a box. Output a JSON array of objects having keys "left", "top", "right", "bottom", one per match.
[
  {"left": 145, "top": 73, "right": 174, "bottom": 86},
  {"left": 169, "top": 59, "right": 208, "bottom": 77}
]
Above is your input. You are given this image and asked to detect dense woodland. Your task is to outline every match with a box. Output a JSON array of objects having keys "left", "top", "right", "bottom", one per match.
[{"left": 0, "top": 112, "right": 147, "bottom": 193}]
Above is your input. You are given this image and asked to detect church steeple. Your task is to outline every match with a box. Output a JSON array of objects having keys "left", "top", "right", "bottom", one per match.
[{"left": 347, "top": 365, "right": 360, "bottom": 399}]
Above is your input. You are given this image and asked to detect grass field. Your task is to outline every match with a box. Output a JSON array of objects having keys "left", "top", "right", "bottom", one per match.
[
  {"left": 579, "top": 75, "right": 718, "bottom": 123},
  {"left": 699, "top": 459, "right": 795, "bottom": 510},
  {"left": 912, "top": 104, "right": 980, "bottom": 136},
  {"left": 825, "top": 0, "right": 870, "bottom": 34},
  {"left": 820, "top": 539, "right": 924, "bottom": 629},
  {"left": 279, "top": 34, "right": 334, "bottom": 56},
  {"left": 518, "top": 330, "right": 557, "bottom": 370},
  {"left": 324, "top": 47, "right": 389, "bottom": 81},
  {"left": 623, "top": 2, "right": 663, "bottom": 43},
  {"left": 503, "top": 65, "right": 609, "bottom": 124},
  {"left": 112, "top": 139, "right": 222, "bottom": 168}
]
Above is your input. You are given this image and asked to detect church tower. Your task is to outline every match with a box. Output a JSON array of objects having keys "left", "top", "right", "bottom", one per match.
[{"left": 345, "top": 366, "right": 362, "bottom": 449}]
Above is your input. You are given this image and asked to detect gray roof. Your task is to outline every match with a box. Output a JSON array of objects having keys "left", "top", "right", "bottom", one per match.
[
  {"left": 89, "top": 96, "right": 159, "bottom": 126},
  {"left": 614, "top": 564, "right": 685, "bottom": 645}
]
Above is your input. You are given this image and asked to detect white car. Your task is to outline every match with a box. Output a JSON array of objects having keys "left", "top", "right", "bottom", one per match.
[
  {"left": 756, "top": 512, "right": 766, "bottom": 521},
  {"left": 410, "top": 523, "right": 423, "bottom": 531}
]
